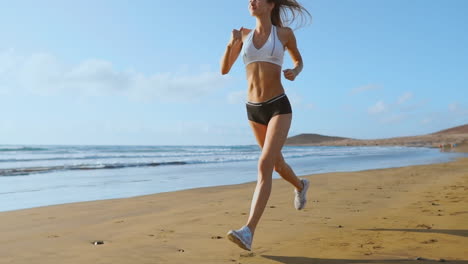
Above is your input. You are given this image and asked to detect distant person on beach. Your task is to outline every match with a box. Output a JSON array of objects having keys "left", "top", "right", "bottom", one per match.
[{"left": 220, "top": 0, "right": 311, "bottom": 251}]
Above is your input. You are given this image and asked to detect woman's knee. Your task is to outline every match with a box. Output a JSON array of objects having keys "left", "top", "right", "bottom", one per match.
[
  {"left": 258, "top": 156, "right": 275, "bottom": 174},
  {"left": 274, "top": 157, "right": 287, "bottom": 173},
  {"left": 274, "top": 163, "right": 284, "bottom": 174}
]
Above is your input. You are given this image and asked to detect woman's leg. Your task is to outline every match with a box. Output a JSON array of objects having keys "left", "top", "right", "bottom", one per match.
[
  {"left": 249, "top": 121, "right": 303, "bottom": 195},
  {"left": 274, "top": 154, "right": 303, "bottom": 191},
  {"left": 246, "top": 113, "right": 294, "bottom": 235}
]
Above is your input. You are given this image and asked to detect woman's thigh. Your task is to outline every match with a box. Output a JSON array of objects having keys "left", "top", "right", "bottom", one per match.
[
  {"left": 261, "top": 114, "right": 292, "bottom": 161},
  {"left": 249, "top": 121, "right": 268, "bottom": 149}
]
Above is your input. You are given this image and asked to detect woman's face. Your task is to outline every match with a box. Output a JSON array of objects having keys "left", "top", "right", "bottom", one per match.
[{"left": 248, "top": 0, "right": 275, "bottom": 17}]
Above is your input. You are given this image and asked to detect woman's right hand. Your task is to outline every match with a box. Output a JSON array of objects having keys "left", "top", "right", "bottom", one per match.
[
  {"left": 229, "top": 27, "right": 244, "bottom": 46},
  {"left": 221, "top": 27, "right": 244, "bottom": 75}
]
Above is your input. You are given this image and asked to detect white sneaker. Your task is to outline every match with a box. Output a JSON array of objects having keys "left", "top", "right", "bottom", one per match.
[
  {"left": 227, "top": 225, "right": 252, "bottom": 251},
  {"left": 294, "top": 178, "right": 310, "bottom": 210}
]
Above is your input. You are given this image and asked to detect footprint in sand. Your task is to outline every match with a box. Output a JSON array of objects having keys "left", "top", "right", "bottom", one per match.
[
  {"left": 450, "top": 211, "right": 468, "bottom": 216},
  {"left": 240, "top": 252, "right": 255, "bottom": 258},
  {"left": 421, "top": 239, "right": 438, "bottom": 244},
  {"left": 330, "top": 242, "right": 350, "bottom": 246},
  {"left": 155, "top": 229, "right": 175, "bottom": 239},
  {"left": 416, "top": 224, "right": 432, "bottom": 229}
]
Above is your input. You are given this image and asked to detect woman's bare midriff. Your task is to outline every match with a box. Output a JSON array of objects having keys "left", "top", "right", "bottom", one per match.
[{"left": 246, "top": 62, "right": 284, "bottom": 103}]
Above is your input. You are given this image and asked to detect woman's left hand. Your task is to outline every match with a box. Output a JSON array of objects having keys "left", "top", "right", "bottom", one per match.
[{"left": 283, "top": 69, "right": 297, "bottom": 81}]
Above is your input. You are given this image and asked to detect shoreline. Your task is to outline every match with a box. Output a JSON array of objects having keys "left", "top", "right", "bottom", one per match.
[
  {"left": 1, "top": 146, "right": 466, "bottom": 213},
  {"left": 1, "top": 156, "right": 468, "bottom": 263}
]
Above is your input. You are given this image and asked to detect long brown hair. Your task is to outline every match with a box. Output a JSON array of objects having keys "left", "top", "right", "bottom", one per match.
[{"left": 267, "top": 0, "right": 312, "bottom": 28}]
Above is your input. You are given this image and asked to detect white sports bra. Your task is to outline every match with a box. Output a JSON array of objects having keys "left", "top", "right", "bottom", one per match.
[{"left": 242, "top": 26, "right": 284, "bottom": 67}]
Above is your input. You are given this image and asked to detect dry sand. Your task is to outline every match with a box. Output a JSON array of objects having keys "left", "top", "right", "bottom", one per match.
[{"left": 1, "top": 157, "right": 468, "bottom": 263}]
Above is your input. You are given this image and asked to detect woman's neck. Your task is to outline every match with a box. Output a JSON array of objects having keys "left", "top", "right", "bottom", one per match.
[{"left": 255, "top": 16, "right": 273, "bottom": 34}]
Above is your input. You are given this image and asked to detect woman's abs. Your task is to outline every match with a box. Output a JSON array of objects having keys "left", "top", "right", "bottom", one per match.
[{"left": 246, "top": 62, "right": 284, "bottom": 102}]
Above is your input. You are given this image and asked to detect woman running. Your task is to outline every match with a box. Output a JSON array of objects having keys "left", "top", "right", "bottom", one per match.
[{"left": 220, "top": 0, "right": 312, "bottom": 251}]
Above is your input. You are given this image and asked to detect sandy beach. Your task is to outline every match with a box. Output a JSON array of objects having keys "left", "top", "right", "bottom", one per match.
[{"left": 1, "top": 156, "right": 467, "bottom": 263}]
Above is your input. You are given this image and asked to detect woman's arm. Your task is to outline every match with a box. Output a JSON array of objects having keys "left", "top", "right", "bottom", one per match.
[
  {"left": 220, "top": 27, "right": 244, "bottom": 75},
  {"left": 283, "top": 27, "right": 303, "bottom": 81}
]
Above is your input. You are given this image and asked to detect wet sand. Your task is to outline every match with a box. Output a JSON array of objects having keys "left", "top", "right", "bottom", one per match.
[{"left": 1, "top": 157, "right": 467, "bottom": 263}]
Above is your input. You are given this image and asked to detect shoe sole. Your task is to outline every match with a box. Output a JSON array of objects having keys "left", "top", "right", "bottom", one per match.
[
  {"left": 297, "top": 179, "right": 310, "bottom": 210},
  {"left": 227, "top": 231, "right": 251, "bottom": 251}
]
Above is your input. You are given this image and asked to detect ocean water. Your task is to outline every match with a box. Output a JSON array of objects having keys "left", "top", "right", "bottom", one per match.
[{"left": 0, "top": 144, "right": 466, "bottom": 212}]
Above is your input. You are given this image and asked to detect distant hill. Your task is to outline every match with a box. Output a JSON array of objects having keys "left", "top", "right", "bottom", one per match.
[
  {"left": 285, "top": 133, "right": 348, "bottom": 145},
  {"left": 432, "top": 124, "right": 468, "bottom": 135},
  {"left": 285, "top": 123, "right": 468, "bottom": 147}
]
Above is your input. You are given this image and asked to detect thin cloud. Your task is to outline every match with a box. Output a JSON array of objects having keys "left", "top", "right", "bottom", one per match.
[
  {"left": 351, "top": 84, "right": 382, "bottom": 95},
  {"left": 380, "top": 114, "right": 406, "bottom": 124},
  {"left": 397, "top": 91, "right": 413, "bottom": 105},
  {"left": 287, "top": 92, "right": 303, "bottom": 106},
  {"left": 286, "top": 91, "right": 316, "bottom": 111},
  {"left": 420, "top": 107, "right": 468, "bottom": 128},
  {"left": 448, "top": 102, "right": 460, "bottom": 112},
  {"left": 400, "top": 99, "right": 428, "bottom": 112},
  {"left": 0, "top": 49, "right": 230, "bottom": 102},
  {"left": 304, "top": 103, "right": 316, "bottom": 110},
  {"left": 447, "top": 102, "right": 468, "bottom": 121},
  {"left": 227, "top": 90, "right": 247, "bottom": 104},
  {"left": 421, "top": 118, "right": 432, "bottom": 125},
  {"left": 368, "top": 100, "right": 387, "bottom": 114}
]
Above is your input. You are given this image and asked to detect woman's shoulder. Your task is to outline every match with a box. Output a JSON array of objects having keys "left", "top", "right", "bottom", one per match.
[
  {"left": 276, "top": 26, "right": 295, "bottom": 45},
  {"left": 277, "top": 26, "right": 294, "bottom": 36},
  {"left": 240, "top": 27, "right": 253, "bottom": 41},
  {"left": 241, "top": 27, "right": 252, "bottom": 34}
]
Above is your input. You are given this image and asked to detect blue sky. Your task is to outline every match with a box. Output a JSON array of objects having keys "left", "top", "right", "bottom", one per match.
[{"left": 1, "top": 0, "right": 467, "bottom": 145}]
